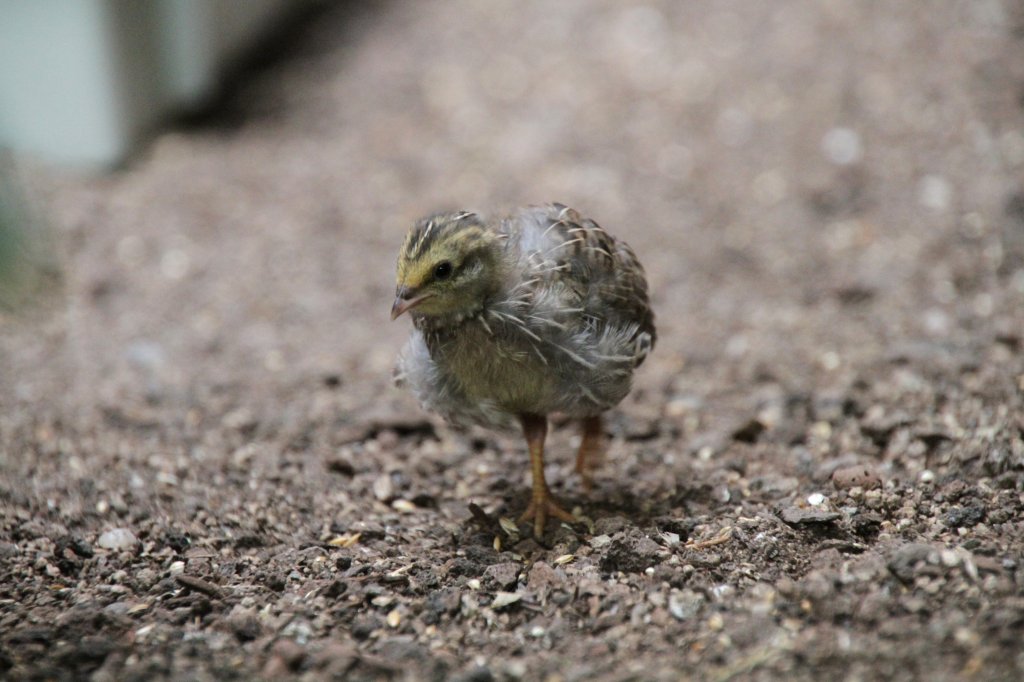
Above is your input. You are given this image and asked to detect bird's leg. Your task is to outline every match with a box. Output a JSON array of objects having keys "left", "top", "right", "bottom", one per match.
[
  {"left": 518, "top": 413, "right": 576, "bottom": 538},
  {"left": 576, "top": 415, "right": 605, "bottom": 492}
]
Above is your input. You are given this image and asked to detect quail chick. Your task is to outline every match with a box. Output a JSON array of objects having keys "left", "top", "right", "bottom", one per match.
[{"left": 392, "top": 204, "right": 655, "bottom": 537}]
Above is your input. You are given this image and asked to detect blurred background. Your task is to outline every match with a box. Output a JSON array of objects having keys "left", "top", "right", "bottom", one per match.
[
  {"left": 2, "top": 0, "right": 1021, "bottom": 422},
  {"left": 1, "top": 3, "right": 1023, "bottom": 678}
]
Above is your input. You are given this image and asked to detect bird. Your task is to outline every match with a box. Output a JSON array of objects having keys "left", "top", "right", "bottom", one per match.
[{"left": 391, "top": 204, "right": 655, "bottom": 538}]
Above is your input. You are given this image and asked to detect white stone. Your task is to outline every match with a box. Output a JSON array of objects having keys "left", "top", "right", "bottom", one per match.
[
  {"left": 918, "top": 175, "right": 951, "bottom": 211},
  {"left": 822, "top": 127, "right": 863, "bottom": 165},
  {"left": 716, "top": 107, "right": 753, "bottom": 147},
  {"left": 807, "top": 493, "right": 826, "bottom": 506},
  {"left": 97, "top": 528, "right": 139, "bottom": 552}
]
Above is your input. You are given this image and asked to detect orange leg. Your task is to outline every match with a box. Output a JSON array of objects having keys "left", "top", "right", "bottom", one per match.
[
  {"left": 518, "top": 414, "right": 576, "bottom": 538},
  {"left": 576, "top": 415, "right": 605, "bottom": 492}
]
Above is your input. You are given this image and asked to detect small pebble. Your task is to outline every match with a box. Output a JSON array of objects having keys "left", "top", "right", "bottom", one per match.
[
  {"left": 919, "top": 175, "right": 951, "bottom": 211},
  {"left": 668, "top": 589, "right": 704, "bottom": 621},
  {"left": 710, "top": 584, "right": 735, "bottom": 601},
  {"left": 940, "top": 550, "right": 961, "bottom": 567},
  {"left": 97, "top": 528, "right": 139, "bottom": 552},
  {"left": 832, "top": 465, "right": 883, "bottom": 491},
  {"left": 821, "top": 127, "right": 863, "bottom": 166},
  {"left": 780, "top": 507, "right": 841, "bottom": 525},
  {"left": 372, "top": 475, "right": 393, "bottom": 501}
]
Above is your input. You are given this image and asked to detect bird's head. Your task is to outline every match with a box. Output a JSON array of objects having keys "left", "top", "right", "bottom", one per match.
[{"left": 392, "top": 211, "right": 504, "bottom": 321}]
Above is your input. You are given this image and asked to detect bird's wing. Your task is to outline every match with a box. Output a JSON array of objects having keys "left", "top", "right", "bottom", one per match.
[{"left": 503, "top": 204, "right": 655, "bottom": 349}]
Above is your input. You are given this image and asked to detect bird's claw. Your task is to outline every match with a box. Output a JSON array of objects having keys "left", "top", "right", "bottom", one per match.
[{"left": 519, "top": 492, "right": 577, "bottom": 538}]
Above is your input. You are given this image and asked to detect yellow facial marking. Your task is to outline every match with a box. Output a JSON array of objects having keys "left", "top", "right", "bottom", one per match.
[{"left": 395, "top": 217, "right": 488, "bottom": 290}]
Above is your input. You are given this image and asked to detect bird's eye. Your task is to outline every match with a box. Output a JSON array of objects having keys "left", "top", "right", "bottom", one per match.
[{"left": 433, "top": 261, "right": 453, "bottom": 280}]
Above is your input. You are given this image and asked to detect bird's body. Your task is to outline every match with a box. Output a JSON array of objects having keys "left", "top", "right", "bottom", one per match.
[{"left": 392, "top": 204, "right": 655, "bottom": 536}]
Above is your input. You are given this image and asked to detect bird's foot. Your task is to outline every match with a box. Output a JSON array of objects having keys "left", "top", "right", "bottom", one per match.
[
  {"left": 575, "top": 444, "right": 601, "bottom": 493},
  {"left": 519, "top": 490, "right": 577, "bottom": 539},
  {"left": 576, "top": 416, "right": 606, "bottom": 493}
]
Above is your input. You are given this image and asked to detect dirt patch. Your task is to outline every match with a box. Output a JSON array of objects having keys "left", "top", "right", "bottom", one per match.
[{"left": 2, "top": 1, "right": 1023, "bottom": 680}]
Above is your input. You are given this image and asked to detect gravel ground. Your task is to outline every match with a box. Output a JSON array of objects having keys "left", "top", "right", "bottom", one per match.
[{"left": 2, "top": 1, "right": 1024, "bottom": 680}]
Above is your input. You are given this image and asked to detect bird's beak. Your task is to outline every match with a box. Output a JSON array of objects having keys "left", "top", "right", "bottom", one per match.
[{"left": 391, "top": 286, "right": 432, "bottom": 320}]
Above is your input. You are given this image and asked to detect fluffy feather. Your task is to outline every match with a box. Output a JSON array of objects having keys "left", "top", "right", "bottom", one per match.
[{"left": 394, "top": 203, "right": 655, "bottom": 431}]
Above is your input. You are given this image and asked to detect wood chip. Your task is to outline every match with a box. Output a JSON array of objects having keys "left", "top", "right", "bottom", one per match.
[
  {"left": 686, "top": 526, "right": 734, "bottom": 550},
  {"left": 391, "top": 499, "right": 416, "bottom": 513},
  {"left": 174, "top": 574, "right": 222, "bottom": 598},
  {"left": 467, "top": 503, "right": 499, "bottom": 533},
  {"left": 328, "top": 533, "right": 361, "bottom": 548},
  {"left": 491, "top": 591, "right": 522, "bottom": 609},
  {"left": 384, "top": 565, "right": 412, "bottom": 583},
  {"left": 499, "top": 517, "right": 520, "bottom": 537}
]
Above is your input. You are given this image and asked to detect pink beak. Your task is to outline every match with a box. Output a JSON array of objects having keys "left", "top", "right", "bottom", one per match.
[{"left": 390, "top": 287, "right": 432, "bottom": 320}]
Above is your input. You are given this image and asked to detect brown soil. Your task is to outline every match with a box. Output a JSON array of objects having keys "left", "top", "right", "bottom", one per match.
[{"left": 2, "top": 2, "right": 1023, "bottom": 680}]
